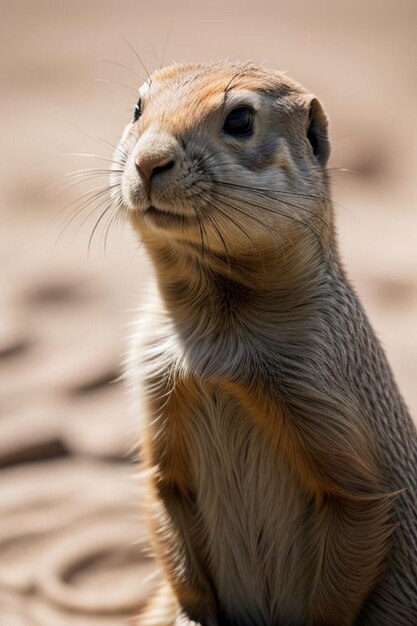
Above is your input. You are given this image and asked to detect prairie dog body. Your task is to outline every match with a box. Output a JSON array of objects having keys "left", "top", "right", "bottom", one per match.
[{"left": 113, "top": 62, "right": 417, "bottom": 625}]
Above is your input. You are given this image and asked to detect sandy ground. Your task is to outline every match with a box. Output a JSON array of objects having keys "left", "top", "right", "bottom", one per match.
[{"left": 1, "top": 1, "right": 416, "bottom": 623}]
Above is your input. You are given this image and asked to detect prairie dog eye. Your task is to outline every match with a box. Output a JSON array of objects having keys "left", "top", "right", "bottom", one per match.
[
  {"left": 223, "top": 107, "right": 253, "bottom": 137},
  {"left": 133, "top": 98, "right": 142, "bottom": 122}
]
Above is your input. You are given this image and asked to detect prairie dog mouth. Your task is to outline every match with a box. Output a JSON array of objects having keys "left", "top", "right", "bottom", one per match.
[
  {"left": 144, "top": 205, "right": 197, "bottom": 228},
  {"left": 146, "top": 205, "right": 175, "bottom": 217}
]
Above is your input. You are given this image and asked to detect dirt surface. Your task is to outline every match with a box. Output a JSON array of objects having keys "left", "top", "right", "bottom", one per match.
[{"left": 1, "top": 1, "right": 417, "bottom": 624}]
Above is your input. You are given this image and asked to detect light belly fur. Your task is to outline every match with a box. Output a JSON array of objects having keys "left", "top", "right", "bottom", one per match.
[{"left": 188, "top": 386, "right": 312, "bottom": 626}]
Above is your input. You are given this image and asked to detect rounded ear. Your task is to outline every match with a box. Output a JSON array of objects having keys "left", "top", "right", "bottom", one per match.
[{"left": 306, "top": 97, "right": 331, "bottom": 167}]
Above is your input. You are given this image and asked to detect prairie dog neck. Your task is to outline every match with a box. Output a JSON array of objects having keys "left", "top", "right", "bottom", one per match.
[{"left": 142, "top": 226, "right": 330, "bottom": 343}]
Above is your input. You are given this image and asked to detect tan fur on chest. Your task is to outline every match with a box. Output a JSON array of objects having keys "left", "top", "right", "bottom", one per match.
[
  {"left": 184, "top": 385, "right": 312, "bottom": 624},
  {"left": 140, "top": 328, "right": 313, "bottom": 625}
]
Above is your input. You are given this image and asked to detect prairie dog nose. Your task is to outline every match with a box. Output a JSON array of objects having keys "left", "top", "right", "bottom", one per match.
[
  {"left": 135, "top": 153, "right": 175, "bottom": 181},
  {"left": 134, "top": 125, "right": 178, "bottom": 182}
]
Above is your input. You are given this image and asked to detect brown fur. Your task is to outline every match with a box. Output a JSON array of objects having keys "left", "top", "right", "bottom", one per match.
[{"left": 113, "top": 62, "right": 417, "bottom": 625}]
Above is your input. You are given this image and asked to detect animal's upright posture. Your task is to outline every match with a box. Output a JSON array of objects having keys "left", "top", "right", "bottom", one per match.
[{"left": 112, "top": 62, "right": 417, "bottom": 625}]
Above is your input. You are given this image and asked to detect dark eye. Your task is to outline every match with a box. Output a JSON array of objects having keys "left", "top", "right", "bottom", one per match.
[
  {"left": 133, "top": 98, "right": 142, "bottom": 122},
  {"left": 223, "top": 107, "right": 253, "bottom": 136}
]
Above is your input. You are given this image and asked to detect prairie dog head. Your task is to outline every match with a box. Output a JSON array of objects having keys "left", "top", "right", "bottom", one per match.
[{"left": 113, "top": 61, "right": 331, "bottom": 263}]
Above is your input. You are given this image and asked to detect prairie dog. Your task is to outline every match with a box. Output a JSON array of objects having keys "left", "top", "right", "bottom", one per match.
[{"left": 112, "top": 62, "right": 417, "bottom": 625}]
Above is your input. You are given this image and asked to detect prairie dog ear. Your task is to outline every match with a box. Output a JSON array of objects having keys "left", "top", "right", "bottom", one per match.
[{"left": 306, "top": 97, "right": 330, "bottom": 167}]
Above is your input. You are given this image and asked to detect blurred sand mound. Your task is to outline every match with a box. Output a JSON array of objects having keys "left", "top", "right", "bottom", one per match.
[
  {"left": 0, "top": 461, "right": 155, "bottom": 625},
  {"left": 0, "top": 211, "right": 160, "bottom": 624},
  {"left": 0, "top": 268, "right": 158, "bottom": 625}
]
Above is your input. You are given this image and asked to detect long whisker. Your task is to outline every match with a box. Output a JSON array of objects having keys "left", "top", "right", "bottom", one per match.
[
  {"left": 197, "top": 154, "right": 337, "bottom": 208},
  {"left": 204, "top": 212, "right": 232, "bottom": 278},
  {"left": 211, "top": 201, "right": 267, "bottom": 274},
  {"left": 88, "top": 200, "right": 115, "bottom": 256},
  {"left": 327, "top": 166, "right": 357, "bottom": 174},
  {"left": 50, "top": 169, "right": 123, "bottom": 193},
  {"left": 212, "top": 194, "right": 287, "bottom": 262},
  {"left": 58, "top": 167, "right": 121, "bottom": 179},
  {"left": 202, "top": 159, "right": 333, "bottom": 203},
  {"left": 59, "top": 188, "right": 114, "bottom": 238},
  {"left": 62, "top": 152, "right": 127, "bottom": 167},
  {"left": 214, "top": 178, "right": 332, "bottom": 205},
  {"left": 193, "top": 193, "right": 228, "bottom": 267},
  {"left": 214, "top": 187, "right": 323, "bottom": 244},
  {"left": 147, "top": 40, "right": 163, "bottom": 73},
  {"left": 216, "top": 181, "right": 331, "bottom": 235},
  {"left": 60, "top": 182, "right": 120, "bottom": 215},
  {"left": 58, "top": 183, "right": 122, "bottom": 239},
  {"left": 56, "top": 194, "right": 108, "bottom": 247},
  {"left": 75, "top": 196, "right": 113, "bottom": 238},
  {"left": 45, "top": 169, "right": 117, "bottom": 199},
  {"left": 103, "top": 197, "right": 125, "bottom": 256},
  {"left": 160, "top": 23, "right": 174, "bottom": 68},
  {"left": 122, "top": 38, "right": 153, "bottom": 85},
  {"left": 96, "top": 59, "right": 144, "bottom": 81},
  {"left": 68, "top": 122, "right": 122, "bottom": 153},
  {"left": 94, "top": 77, "right": 138, "bottom": 95}
]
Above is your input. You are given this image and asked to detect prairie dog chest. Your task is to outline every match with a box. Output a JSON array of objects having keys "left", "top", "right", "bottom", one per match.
[
  {"left": 186, "top": 385, "right": 311, "bottom": 625},
  {"left": 137, "top": 313, "right": 313, "bottom": 622}
]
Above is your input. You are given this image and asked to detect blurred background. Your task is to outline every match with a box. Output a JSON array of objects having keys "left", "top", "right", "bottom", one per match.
[{"left": 1, "top": 0, "right": 416, "bottom": 624}]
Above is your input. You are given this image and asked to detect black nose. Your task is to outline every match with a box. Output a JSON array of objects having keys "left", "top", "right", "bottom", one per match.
[
  {"left": 135, "top": 154, "right": 175, "bottom": 181},
  {"left": 151, "top": 159, "right": 175, "bottom": 177}
]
